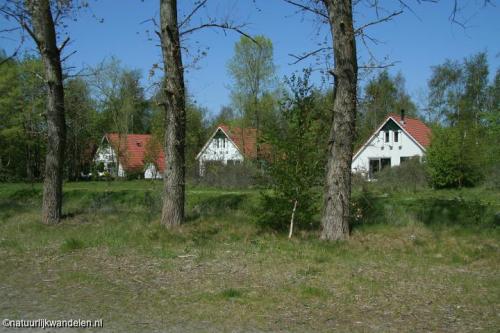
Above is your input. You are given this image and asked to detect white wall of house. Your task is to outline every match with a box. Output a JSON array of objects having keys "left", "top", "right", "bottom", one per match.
[
  {"left": 196, "top": 129, "right": 244, "bottom": 175},
  {"left": 352, "top": 126, "right": 425, "bottom": 177},
  {"left": 144, "top": 164, "right": 163, "bottom": 179},
  {"left": 94, "top": 144, "right": 126, "bottom": 177}
]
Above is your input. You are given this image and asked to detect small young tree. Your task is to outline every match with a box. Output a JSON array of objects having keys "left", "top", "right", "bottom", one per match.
[{"left": 259, "top": 69, "right": 323, "bottom": 237}]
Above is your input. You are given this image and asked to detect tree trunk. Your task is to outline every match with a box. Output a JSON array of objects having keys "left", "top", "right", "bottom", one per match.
[
  {"left": 159, "top": 0, "right": 186, "bottom": 228},
  {"left": 29, "top": 0, "right": 66, "bottom": 225},
  {"left": 320, "top": 0, "right": 358, "bottom": 241}
]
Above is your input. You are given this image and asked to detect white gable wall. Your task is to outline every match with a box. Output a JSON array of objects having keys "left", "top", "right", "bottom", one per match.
[
  {"left": 144, "top": 164, "right": 163, "bottom": 179},
  {"left": 352, "top": 128, "right": 425, "bottom": 176},
  {"left": 94, "top": 144, "right": 126, "bottom": 177},
  {"left": 196, "top": 130, "right": 244, "bottom": 175}
]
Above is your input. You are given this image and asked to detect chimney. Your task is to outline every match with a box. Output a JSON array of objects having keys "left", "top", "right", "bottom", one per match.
[{"left": 400, "top": 109, "right": 405, "bottom": 124}]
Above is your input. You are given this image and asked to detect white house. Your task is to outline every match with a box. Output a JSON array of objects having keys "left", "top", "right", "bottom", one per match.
[
  {"left": 195, "top": 124, "right": 260, "bottom": 176},
  {"left": 352, "top": 112, "right": 431, "bottom": 179},
  {"left": 94, "top": 133, "right": 164, "bottom": 179}
]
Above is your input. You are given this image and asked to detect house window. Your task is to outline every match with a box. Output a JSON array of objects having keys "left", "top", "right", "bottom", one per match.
[
  {"left": 216, "top": 138, "right": 219, "bottom": 148},
  {"left": 369, "top": 158, "right": 391, "bottom": 179},
  {"left": 385, "top": 131, "right": 390, "bottom": 143},
  {"left": 394, "top": 131, "right": 399, "bottom": 143},
  {"left": 222, "top": 138, "right": 226, "bottom": 148}
]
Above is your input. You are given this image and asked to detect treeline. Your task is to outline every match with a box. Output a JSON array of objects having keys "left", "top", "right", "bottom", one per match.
[
  {"left": 0, "top": 54, "right": 209, "bottom": 181},
  {"left": 1, "top": 48, "right": 498, "bottom": 191},
  {"left": 425, "top": 53, "right": 500, "bottom": 188}
]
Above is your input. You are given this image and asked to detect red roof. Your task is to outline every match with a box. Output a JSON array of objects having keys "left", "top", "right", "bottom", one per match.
[
  {"left": 388, "top": 114, "right": 431, "bottom": 148},
  {"left": 105, "top": 133, "right": 165, "bottom": 173},
  {"left": 354, "top": 114, "right": 431, "bottom": 158},
  {"left": 218, "top": 124, "right": 260, "bottom": 159}
]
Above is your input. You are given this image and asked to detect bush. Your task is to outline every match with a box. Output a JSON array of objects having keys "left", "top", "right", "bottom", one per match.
[
  {"left": 188, "top": 162, "right": 261, "bottom": 189},
  {"left": 426, "top": 126, "right": 484, "bottom": 188},
  {"left": 374, "top": 158, "right": 428, "bottom": 192},
  {"left": 257, "top": 70, "right": 324, "bottom": 233},
  {"left": 258, "top": 191, "right": 319, "bottom": 232},
  {"left": 482, "top": 163, "right": 500, "bottom": 190}
]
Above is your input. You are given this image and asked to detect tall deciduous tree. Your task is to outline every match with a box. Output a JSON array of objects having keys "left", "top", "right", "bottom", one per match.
[
  {"left": 65, "top": 77, "right": 98, "bottom": 180},
  {"left": 283, "top": 0, "right": 490, "bottom": 240},
  {"left": 320, "top": 0, "right": 358, "bottom": 240},
  {"left": 159, "top": 0, "right": 186, "bottom": 228},
  {"left": 228, "top": 35, "right": 276, "bottom": 132},
  {"left": 155, "top": 0, "right": 255, "bottom": 227},
  {"left": 426, "top": 52, "right": 496, "bottom": 188},
  {"left": 29, "top": 0, "right": 67, "bottom": 224},
  {"left": 1, "top": 0, "right": 86, "bottom": 222}
]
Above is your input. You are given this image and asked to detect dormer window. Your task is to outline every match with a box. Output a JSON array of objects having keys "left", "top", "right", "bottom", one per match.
[
  {"left": 385, "top": 131, "right": 390, "bottom": 143},
  {"left": 394, "top": 131, "right": 399, "bottom": 143}
]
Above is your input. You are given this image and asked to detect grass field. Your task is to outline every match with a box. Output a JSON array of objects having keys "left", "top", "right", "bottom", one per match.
[{"left": 0, "top": 181, "right": 499, "bottom": 332}]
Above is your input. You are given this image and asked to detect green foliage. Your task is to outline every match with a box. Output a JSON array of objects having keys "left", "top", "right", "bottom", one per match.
[
  {"left": 65, "top": 77, "right": 100, "bottom": 180},
  {"left": 483, "top": 69, "right": 500, "bottom": 177},
  {"left": 426, "top": 126, "right": 484, "bottom": 188},
  {"left": 227, "top": 35, "right": 275, "bottom": 99},
  {"left": 220, "top": 288, "right": 243, "bottom": 299},
  {"left": 357, "top": 70, "right": 417, "bottom": 146},
  {"left": 227, "top": 35, "right": 277, "bottom": 130},
  {"left": 189, "top": 162, "right": 260, "bottom": 189},
  {"left": 90, "top": 57, "right": 150, "bottom": 135},
  {"left": 426, "top": 52, "right": 498, "bottom": 188},
  {"left": 259, "top": 69, "right": 323, "bottom": 231},
  {"left": 61, "top": 238, "right": 86, "bottom": 252},
  {"left": 0, "top": 55, "right": 46, "bottom": 181},
  {"left": 373, "top": 158, "right": 428, "bottom": 192},
  {"left": 428, "top": 53, "right": 490, "bottom": 125}
]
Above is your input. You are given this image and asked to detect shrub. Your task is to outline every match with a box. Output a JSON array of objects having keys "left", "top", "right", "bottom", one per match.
[
  {"left": 482, "top": 163, "right": 500, "bottom": 190},
  {"left": 426, "top": 126, "right": 484, "bottom": 188},
  {"left": 257, "top": 69, "right": 324, "bottom": 233},
  {"left": 61, "top": 238, "right": 86, "bottom": 252},
  {"left": 259, "top": 190, "right": 319, "bottom": 231},
  {"left": 374, "top": 158, "right": 428, "bottom": 192},
  {"left": 188, "top": 162, "right": 261, "bottom": 189}
]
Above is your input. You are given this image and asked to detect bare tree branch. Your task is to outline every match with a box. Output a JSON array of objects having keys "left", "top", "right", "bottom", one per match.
[
  {"left": 283, "top": 0, "right": 329, "bottom": 20},
  {"left": 58, "top": 36, "right": 70, "bottom": 52},
  {"left": 288, "top": 47, "right": 332, "bottom": 65},
  {"left": 180, "top": 22, "right": 258, "bottom": 44},
  {"left": 60, "top": 49, "right": 77, "bottom": 63},
  {"left": 179, "top": 0, "right": 208, "bottom": 28},
  {"left": 355, "top": 10, "right": 403, "bottom": 34}
]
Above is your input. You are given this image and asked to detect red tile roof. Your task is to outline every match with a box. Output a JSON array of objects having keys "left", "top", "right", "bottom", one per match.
[
  {"left": 218, "top": 124, "right": 260, "bottom": 159},
  {"left": 353, "top": 114, "right": 431, "bottom": 159},
  {"left": 105, "top": 133, "right": 165, "bottom": 173},
  {"left": 388, "top": 114, "right": 431, "bottom": 148}
]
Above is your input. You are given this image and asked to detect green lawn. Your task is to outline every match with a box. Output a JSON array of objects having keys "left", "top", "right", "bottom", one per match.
[{"left": 0, "top": 181, "right": 499, "bottom": 332}]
